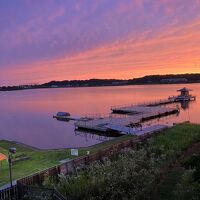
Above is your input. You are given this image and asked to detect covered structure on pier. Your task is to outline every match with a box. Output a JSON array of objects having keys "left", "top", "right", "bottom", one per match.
[
  {"left": 176, "top": 87, "right": 195, "bottom": 101},
  {"left": 177, "top": 87, "right": 192, "bottom": 96}
]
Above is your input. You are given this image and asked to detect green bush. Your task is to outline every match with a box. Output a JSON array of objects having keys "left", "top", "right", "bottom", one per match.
[
  {"left": 150, "top": 124, "right": 200, "bottom": 152},
  {"left": 44, "top": 124, "right": 200, "bottom": 200},
  {"left": 174, "top": 170, "right": 200, "bottom": 200},
  {"left": 46, "top": 148, "right": 169, "bottom": 200}
]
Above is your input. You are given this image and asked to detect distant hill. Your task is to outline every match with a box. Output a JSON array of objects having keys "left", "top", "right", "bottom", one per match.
[
  {"left": 41, "top": 78, "right": 128, "bottom": 87},
  {"left": 1, "top": 73, "right": 200, "bottom": 91},
  {"left": 128, "top": 73, "right": 200, "bottom": 84}
]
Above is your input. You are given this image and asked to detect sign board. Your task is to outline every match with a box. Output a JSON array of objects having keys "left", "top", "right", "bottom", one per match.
[{"left": 71, "top": 149, "right": 78, "bottom": 156}]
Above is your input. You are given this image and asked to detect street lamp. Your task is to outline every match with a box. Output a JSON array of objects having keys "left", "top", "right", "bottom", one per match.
[{"left": 8, "top": 147, "right": 16, "bottom": 187}]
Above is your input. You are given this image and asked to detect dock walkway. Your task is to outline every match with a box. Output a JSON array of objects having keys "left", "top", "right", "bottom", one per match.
[
  {"left": 111, "top": 104, "right": 178, "bottom": 115},
  {"left": 105, "top": 124, "right": 168, "bottom": 135},
  {"left": 58, "top": 88, "right": 195, "bottom": 135},
  {"left": 134, "top": 124, "right": 169, "bottom": 135},
  {"left": 75, "top": 105, "right": 178, "bottom": 134}
]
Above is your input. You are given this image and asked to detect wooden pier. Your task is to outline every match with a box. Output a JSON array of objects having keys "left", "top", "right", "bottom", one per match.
[
  {"left": 58, "top": 88, "right": 195, "bottom": 135},
  {"left": 74, "top": 106, "right": 179, "bottom": 135},
  {"left": 112, "top": 87, "right": 196, "bottom": 115},
  {"left": 111, "top": 104, "right": 179, "bottom": 115}
]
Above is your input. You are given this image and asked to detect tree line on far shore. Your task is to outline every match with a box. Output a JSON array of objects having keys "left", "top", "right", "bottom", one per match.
[{"left": 1, "top": 73, "right": 200, "bottom": 91}]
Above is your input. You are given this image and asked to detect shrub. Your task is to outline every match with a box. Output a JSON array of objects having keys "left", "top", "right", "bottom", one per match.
[
  {"left": 44, "top": 124, "right": 200, "bottom": 199},
  {"left": 174, "top": 170, "right": 200, "bottom": 200},
  {"left": 47, "top": 148, "right": 166, "bottom": 200}
]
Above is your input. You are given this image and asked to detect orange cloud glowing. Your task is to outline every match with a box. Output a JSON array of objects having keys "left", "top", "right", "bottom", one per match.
[
  {"left": 0, "top": 12, "right": 200, "bottom": 84},
  {"left": 2, "top": 18, "right": 200, "bottom": 85}
]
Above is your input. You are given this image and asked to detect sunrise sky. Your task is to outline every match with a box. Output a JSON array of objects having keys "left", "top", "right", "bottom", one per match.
[{"left": 1, "top": 0, "right": 200, "bottom": 85}]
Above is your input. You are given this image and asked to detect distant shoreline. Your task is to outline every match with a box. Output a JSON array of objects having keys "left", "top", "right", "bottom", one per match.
[
  {"left": 1, "top": 73, "right": 200, "bottom": 92},
  {"left": 0, "top": 81, "right": 200, "bottom": 92}
]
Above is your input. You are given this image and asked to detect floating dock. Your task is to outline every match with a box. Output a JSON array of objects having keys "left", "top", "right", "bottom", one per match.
[
  {"left": 74, "top": 106, "right": 179, "bottom": 134},
  {"left": 58, "top": 87, "right": 196, "bottom": 135},
  {"left": 112, "top": 87, "right": 196, "bottom": 114},
  {"left": 133, "top": 124, "right": 169, "bottom": 136},
  {"left": 111, "top": 104, "right": 179, "bottom": 115}
]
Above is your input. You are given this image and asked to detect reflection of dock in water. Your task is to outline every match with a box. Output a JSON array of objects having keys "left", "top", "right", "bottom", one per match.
[{"left": 75, "top": 130, "right": 115, "bottom": 142}]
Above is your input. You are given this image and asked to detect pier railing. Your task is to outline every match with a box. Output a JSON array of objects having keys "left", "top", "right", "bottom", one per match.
[
  {"left": 111, "top": 103, "right": 137, "bottom": 110},
  {"left": 111, "top": 98, "right": 180, "bottom": 111},
  {"left": 75, "top": 105, "right": 179, "bottom": 131}
]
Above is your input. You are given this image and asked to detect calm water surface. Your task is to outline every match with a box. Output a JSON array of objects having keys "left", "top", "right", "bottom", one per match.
[{"left": 0, "top": 84, "right": 200, "bottom": 149}]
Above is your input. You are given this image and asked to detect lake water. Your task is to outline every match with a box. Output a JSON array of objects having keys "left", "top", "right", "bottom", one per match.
[{"left": 0, "top": 84, "right": 200, "bottom": 149}]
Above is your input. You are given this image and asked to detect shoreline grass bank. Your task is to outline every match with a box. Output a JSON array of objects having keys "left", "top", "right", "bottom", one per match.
[
  {"left": 1, "top": 123, "right": 200, "bottom": 191},
  {"left": 0, "top": 135, "right": 133, "bottom": 186},
  {"left": 46, "top": 123, "right": 200, "bottom": 200}
]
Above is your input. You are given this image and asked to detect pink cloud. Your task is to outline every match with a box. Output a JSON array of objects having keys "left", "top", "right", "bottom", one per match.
[{"left": 2, "top": 17, "right": 200, "bottom": 85}]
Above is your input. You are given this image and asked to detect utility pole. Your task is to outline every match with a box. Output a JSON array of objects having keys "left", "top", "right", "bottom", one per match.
[
  {"left": 8, "top": 147, "right": 16, "bottom": 187},
  {"left": 8, "top": 155, "right": 12, "bottom": 187}
]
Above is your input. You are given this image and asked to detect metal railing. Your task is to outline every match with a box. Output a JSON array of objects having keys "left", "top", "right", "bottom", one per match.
[
  {"left": 0, "top": 183, "right": 67, "bottom": 200},
  {"left": 0, "top": 185, "right": 18, "bottom": 200},
  {"left": 17, "top": 182, "right": 67, "bottom": 200},
  {"left": 111, "top": 98, "right": 179, "bottom": 110}
]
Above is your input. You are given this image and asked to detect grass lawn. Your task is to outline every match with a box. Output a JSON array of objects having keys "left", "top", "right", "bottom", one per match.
[
  {"left": 150, "top": 123, "right": 200, "bottom": 199},
  {"left": 0, "top": 135, "right": 132, "bottom": 186},
  {"left": 151, "top": 123, "right": 200, "bottom": 151}
]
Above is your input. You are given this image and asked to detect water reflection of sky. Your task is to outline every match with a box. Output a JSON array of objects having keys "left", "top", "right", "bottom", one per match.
[{"left": 0, "top": 84, "right": 200, "bottom": 149}]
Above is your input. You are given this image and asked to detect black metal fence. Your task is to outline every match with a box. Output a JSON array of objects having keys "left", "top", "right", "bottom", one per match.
[
  {"left": 0, "top": 183, "right": 67, "bottom": 200},
  {"left": 0, "top": 185, "right": 18, "bottom": 200},
  {"left": 17, "top": 183, "right": 67, "bottom": 200}
]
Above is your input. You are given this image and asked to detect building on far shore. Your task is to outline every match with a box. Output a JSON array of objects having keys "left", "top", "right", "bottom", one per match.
[
  {"left": 160, "top": 78, "right": 188, "bottom": 83},
  {"left": 111, "top": 80, "right": 128, "bottom": 86}
]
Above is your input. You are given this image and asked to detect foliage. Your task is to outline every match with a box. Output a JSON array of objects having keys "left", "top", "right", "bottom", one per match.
[
  {"left": 22, "top": 190, "right": 53, "bottom": 200},
  {"left": 46, "top": 147, "right": 172, "bottom": 200},
  {"left": 174, "top": 170, "right": 200, "bottom": 200},
  {"left": 45, "top": 124, "right": 200, "bottom": 200},
  {"left": 174, "top": 153, "right": 200, "bottom": 200},
  {"left": 150, "top": 124, "right": 200, "bottom": 152},
  {"left": 0, "top": 135, "right": 132, "bottom": 186},
  {"left": 148, "top": 124, "right": 200, "bottom": 199},
  {"left": 184, "top": 154, "right": 200, "bottom": 182},
  {"left": 2, "top": 123, "right": 200, "bottom": 199}
]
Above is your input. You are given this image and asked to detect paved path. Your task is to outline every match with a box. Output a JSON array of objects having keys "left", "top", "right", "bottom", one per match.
[{"left": 0, "top": 181, "right": 16, "bottom": 191}]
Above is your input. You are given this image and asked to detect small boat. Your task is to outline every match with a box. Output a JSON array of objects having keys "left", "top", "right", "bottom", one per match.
[{"left": 53, "top": 112, "right": 71, "bottom": 121}]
